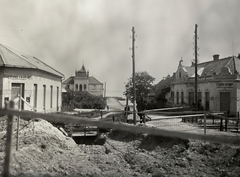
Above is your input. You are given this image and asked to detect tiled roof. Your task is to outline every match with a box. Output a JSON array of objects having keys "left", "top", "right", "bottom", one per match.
[
  {"left": 182, "top": 56, "right": 237, "bottom": 77},
  {"left": 89, "top": 76, "right": 102, "bottom": 85},
  {"left": 0, "top": 44, "right": 64, "bottom": 78},
  {"left": 155, "top": 75, "right": 174, "bottom": 95},
  {"left": 63, "top": 76, "right": 74, "bottom": 84},
  {"left": 78, "top": 64, "right": 86, "bottom": 72},
  {"left": 76, "top": 72, "right": 88, "bottom": 78}
]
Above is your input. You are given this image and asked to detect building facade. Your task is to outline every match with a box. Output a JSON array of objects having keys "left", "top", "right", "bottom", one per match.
[
  {"left": 171, "top": 54, "right": 240, "bottom": 114},
  {"left": 63, "top": 64, "right": 104, "bottom": 96},
  {"left": 0, "top": 44, "right": 64, "bottom": 113}
]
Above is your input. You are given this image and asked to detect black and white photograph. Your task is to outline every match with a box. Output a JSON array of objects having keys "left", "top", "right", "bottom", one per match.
[{"left": 0, "top": 0, "right": 240, "bottom": 176}]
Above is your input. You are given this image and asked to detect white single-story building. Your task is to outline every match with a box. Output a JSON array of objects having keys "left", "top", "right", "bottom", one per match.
[
  {"left": 0, "top": 44, "right": 64, "bottom": 113},
  {"left": 171, "top": 54, "right": 240, "bottom": 114}
]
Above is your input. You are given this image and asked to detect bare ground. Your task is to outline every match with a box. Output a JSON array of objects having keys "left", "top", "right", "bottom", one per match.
[{"left": 0, "top": 116, "right": 240, "bottom": 177}]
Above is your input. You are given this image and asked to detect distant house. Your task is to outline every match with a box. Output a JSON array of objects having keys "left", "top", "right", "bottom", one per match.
[
  {"left": 171, "top": 54, "right": 240, "bottom": 113},
  {"left": 155, "top": 74, "right": 174, "bottom": 101},
  {"left": 63, "top": 64, "right": 104, "bottom": 96},
  {"left": 0, "top": 44, "right": 64, "bottom": 112}
]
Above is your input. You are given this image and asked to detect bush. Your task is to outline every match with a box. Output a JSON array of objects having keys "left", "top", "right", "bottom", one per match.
[{"left": 62, "top": 91, "right": 106, "bottom": 111}]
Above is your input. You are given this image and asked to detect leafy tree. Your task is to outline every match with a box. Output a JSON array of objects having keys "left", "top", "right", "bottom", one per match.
[
  {"left": 124, "top": 71, "right": 155, "bottom": 112},
  {"left": 62, "top": 91, "right": 106, "bottom": 111}
]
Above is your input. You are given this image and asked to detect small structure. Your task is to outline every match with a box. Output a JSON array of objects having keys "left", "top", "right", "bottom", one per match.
[
  {"left": 0, "top": 44, "right": 64, "bottom": 112},
  {"left": 63, "top": 64, "right": 104, "bottom": 96}
]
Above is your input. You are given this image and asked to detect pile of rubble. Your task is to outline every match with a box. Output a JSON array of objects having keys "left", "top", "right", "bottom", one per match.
[{"left": 0, "top": 116, "right": 240, "bottom": 176}]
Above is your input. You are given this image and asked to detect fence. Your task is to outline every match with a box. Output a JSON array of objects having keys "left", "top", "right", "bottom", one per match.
[{"left": 1, "top": 101, "right": 240, "bottom": 177}]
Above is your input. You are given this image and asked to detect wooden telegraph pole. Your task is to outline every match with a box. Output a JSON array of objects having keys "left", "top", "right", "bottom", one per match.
[
  {"left": 131, "top": 27, "right": 137, "bottom": 124},
  {"left": 194, "top": 24, "right": 198, "bottom": 111}
]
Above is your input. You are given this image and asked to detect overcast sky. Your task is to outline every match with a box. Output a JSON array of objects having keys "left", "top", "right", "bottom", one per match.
[{"left": 0, "top": 0, "right": 239, "bottom": 97}]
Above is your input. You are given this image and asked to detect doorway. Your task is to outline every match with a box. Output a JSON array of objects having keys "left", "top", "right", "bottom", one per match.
[
  {"left": 11, "top": 83, "right": 24, "bottom": 110},
  {"left": 220, "top": 92, "right": 230, "bottom": 113}
]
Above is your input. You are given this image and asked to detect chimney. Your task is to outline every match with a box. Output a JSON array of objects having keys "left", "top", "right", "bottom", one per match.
[{"left": 213, "top": 54, "right": 220, "bottom": 61}]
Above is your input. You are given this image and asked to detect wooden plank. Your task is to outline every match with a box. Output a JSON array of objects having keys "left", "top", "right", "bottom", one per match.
[
  {"left": 72, "top": 128, "right": 98, "bottom": 132},
  {"left": 204, "top": 114, "right": 206, "bottom": 143},
  {"left": 72, "top": 132, "right": 98, "bottom": 137},
  {"left": 3, "top": 101, "right": 14, "bottom": 177},
  {"left": 0, "top": 108, "right": 240, "bottom": 145}
]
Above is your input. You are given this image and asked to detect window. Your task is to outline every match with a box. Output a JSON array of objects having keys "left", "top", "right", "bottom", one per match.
[
  {"left": 80, "top": 84, "right": 82, "bottom": 91},
  {"left": 205, "top": 92, "right": 210, "bottom": 111},
  {"left": 179, "top": 72, "right": 181, "bottom": 78},
  {"left": 75, "top": 84, "right": 78, "bottom": 91},
  {"left": 181, "top": 92, "right": 184, "bottom": 104},
  {"left": 34, "top": 84, "right": 37, "bottom": 111},
  {"left": 171, "top": 91, "right": 174, "bottom": 101},
  {"left": 50, "top": 86, "right": 53, "bottom": 108},
  {"left": 198, "top": 92, "right": 202, "bottom": 106},
  {"left": 176, "top": 92, "right": 179, "bottom": 104},
  {"left": 84, "top": 84, "right": 87, "bottom": 91},
  {"left": 57, "top": 86, "right": 59, "bottom": 111},
  {"left": 189, "top": 92, "right": 194, "bottom": 105},
  {"left": 43, "top": 85, "right": 46, "bottom": 109}
]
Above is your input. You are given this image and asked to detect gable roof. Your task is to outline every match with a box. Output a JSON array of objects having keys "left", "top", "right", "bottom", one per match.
[
  {"left": 89, "top": 76, "right": 103, "bottom": 85},
  {"left": 63, "top": 76, "right": 74, "bottom": 84},
  {"left": 182, "top": 56, "right": 238, "bottom": 77},
  {"left": 155, "top": 75, "right": 174, "bottom": 95},
  {"left": 0, "top": 44, "right": 64, "bottom": 78},
  {"left": 78, "top": 64, "right": 86, "bottom": 72}
]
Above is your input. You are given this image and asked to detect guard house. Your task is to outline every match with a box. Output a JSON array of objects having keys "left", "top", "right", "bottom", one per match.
[
  {"left": 170, "top": 54, "right": 240, "bottom": 114},
  {"left": 0, "top": 44, "right": 64, "bottom": 113}
]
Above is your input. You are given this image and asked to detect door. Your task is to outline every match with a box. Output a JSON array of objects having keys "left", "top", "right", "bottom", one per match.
[
  {"left": 220, "top": 92, "right": 230, "bottom": 113},
  {"left": 11, "top": 83, "right": 24, "bottom": 110}
]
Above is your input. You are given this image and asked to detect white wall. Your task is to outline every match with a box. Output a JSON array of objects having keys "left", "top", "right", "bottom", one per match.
[
  {"left": 88, "top": 84, "right": 103, "bottom": 96},
  {"left": 1, "top": 68, "right": 62, "bottom": 113},
  {"left": 172, "top": 81, "right": 238, "bottom": 112}
]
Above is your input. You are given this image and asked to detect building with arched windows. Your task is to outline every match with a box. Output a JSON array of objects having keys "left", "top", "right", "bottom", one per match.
[
  {"left": 0, "top": 44, "right": 64, "bottom": 113},
  {"left": 63, "top": 64, "right": 104, "bottom": 96}
]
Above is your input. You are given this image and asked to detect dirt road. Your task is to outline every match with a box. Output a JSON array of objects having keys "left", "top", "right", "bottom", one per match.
[{"left": 106, "top": 98, "right": 124, "bottom": 111}]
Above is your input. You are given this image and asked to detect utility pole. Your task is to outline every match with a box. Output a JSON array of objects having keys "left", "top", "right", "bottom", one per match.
[
  {"left": 194, "top": 24, "right": 198, "bottom": 111},
  {"left": 104, "top": 82, "right": 106, "bottom": 98},
  {"left": 131, "top": 27, "right": 137, "bottom": 124}
]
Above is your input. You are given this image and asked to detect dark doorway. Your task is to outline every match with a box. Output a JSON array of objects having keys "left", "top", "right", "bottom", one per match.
[{"left": 220, "top": 92, "right": 230, "bottom": 113}]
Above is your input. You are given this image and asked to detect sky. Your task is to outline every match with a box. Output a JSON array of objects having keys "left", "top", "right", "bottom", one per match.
[{"left": 0, "top": 0, "right": 239, "bottom": 97}]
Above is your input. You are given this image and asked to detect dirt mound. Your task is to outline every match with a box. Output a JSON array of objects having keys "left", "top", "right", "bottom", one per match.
[
  {"left": 0, "top": 118, "right": 79, "bottom": 176},
  {"left": 0, "top": 117, "right": 240, "bottom": 176},
  {"left": 108, "top": 129, "right": 144, "bottom": 142},
  {"left": 139, "top": 134, "right": 189, "bottom": 151}
]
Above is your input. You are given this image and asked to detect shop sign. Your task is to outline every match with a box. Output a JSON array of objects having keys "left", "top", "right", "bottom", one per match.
[
  {"left": 217, "top": 82, "right": 233, "bottom": 88},
  {"left": 8, "top": 75, "right": 32, "bottom": 80}
]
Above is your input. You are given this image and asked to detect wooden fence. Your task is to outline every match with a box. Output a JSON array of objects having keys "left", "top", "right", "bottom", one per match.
[{"left": 1, "top": 102, "right": 240, "bottom": 177}]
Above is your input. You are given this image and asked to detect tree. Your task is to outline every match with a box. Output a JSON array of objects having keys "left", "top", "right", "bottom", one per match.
[
  {"left": 124, "top": 71, "right": 155, "bottom": 112},
  {"left": 62, "top": 91, "right": 106, "bottom": 111}
]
